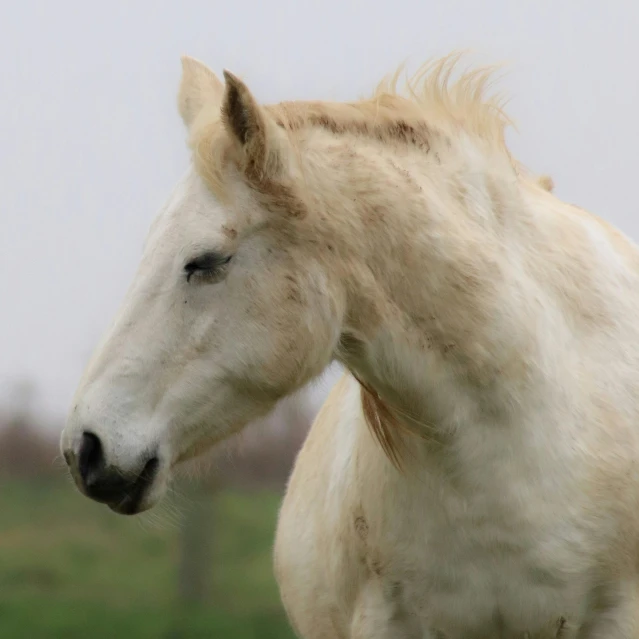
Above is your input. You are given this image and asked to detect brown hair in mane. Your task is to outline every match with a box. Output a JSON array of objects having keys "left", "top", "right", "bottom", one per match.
[{"left": 354, "top": 374, "right": 409, "bottom": 470}]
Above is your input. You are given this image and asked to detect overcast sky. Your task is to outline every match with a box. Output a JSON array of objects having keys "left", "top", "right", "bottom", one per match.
[{"left": 2, "top": 1, "right": 639, "bottom": 426}]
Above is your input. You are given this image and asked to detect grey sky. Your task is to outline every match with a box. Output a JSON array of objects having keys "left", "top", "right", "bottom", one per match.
[{"left": 2, "top": 1, "right": 639, "bottom": 425}]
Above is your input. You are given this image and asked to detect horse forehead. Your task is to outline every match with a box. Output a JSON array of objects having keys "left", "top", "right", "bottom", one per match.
[
  {"left": 148, "top": 171, "right": 227, "bottom": 243},
  {"left": 165, "top": 171, "right": 223, "bottom": 222}
]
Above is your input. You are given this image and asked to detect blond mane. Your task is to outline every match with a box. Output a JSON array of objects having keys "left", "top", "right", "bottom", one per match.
[
  {"left": 188, "top": 53, "right": 526, "bottom": 201},
  {"left": 371, "top": 52, "right": 513, "bottom": 151}
]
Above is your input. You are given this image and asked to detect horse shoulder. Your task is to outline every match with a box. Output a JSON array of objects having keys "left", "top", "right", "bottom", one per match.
[{"left": 274, "top": 372, "right": 371, "bottom": 637}]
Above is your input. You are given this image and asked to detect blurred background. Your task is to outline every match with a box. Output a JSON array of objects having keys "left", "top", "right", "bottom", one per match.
[{"left": 1, "top": 1, "right": 639, "bottom": 637}]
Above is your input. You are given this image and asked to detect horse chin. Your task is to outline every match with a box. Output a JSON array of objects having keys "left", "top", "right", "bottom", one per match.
[{"left": 107, "top": 494, "right": 156, "bottom": 516}]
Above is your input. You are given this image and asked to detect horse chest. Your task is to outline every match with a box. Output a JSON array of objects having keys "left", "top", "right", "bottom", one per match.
[
  {"left": 410, "top": 544, "right": 576, "bottom": 638},
  {"left": 370, "top": 486, "right": 585, "bottom": 638},
  {"left": 278, "top": 490, "right": 585, "bottom": 639}
]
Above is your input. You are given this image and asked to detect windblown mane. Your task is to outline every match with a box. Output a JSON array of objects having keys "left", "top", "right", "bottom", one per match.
[
  {"left": 376, "top": 53, "right": 513, "bottom": 150},
  {"left": 189, "top": 53, "right": 524, "bottom": 200},
  {"left": 274, "top": 53, "right": 512, "bottom": 148}
]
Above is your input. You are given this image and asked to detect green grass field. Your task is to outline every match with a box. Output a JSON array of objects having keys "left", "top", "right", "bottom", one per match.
[{"left": 0, "top": 478, "right": 296, "bottom": 638}]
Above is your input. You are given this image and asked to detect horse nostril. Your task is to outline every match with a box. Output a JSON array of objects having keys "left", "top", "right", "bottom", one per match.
[
  {"left": 140, "top": 456, "right": 159, "bottom": 482},
  {"left": 77, "top": 431, "right": 104, "bottom": 487}
]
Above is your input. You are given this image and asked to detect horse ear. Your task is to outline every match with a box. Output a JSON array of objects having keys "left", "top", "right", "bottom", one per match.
[
  {"left": 221, "top": 70, "right": 284, "bottom": 181},
  {"left": 178, "top": 55, "right": 224, "bottom": 129}
]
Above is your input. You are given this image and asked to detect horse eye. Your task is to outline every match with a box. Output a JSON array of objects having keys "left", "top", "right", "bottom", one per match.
[{"left": 184, "top": 253, "right": 232, "bottom": 283}]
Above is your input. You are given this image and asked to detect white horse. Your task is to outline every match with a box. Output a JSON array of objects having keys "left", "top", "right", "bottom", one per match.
[{"left": 61, "top": 54, "right": 639, "bottom": 638}]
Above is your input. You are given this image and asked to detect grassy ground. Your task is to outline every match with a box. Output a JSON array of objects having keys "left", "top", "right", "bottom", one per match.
[{"left": 0, "top": 478, "right": 296, "bottom": 638}]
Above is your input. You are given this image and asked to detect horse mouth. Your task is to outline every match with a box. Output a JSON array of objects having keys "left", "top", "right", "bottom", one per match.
[
  {"left": 107, "top": 492, "right": 151, "bottom": 516},
  {"left": 105, "top": 457, "right": 161, "bottom": 516}
]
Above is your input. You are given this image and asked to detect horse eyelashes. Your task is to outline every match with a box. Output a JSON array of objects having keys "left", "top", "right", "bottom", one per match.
[{"left": 184, "top": 253, "right": 232, "bottom": 282}]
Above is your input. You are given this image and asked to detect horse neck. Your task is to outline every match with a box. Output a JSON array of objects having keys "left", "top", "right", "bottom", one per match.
[{"left": 324, "top": 134, "right": 533, "bottom": 438}]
